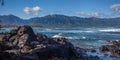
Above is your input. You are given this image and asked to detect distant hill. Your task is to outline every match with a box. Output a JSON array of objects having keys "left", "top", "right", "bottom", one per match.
[{"left": 0, "top": 14, "right": 120, "bottom": 27}]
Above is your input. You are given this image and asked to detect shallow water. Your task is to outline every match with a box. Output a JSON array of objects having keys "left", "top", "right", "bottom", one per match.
[{"left": 1, "top": 27, "right": 120, "bottom": 48}]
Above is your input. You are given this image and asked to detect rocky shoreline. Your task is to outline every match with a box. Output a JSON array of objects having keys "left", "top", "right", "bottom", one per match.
[
  {"left": 99, "top": 40, "right": 120, "bottom": 57},
  {"left": 0, "top": 25, "right": 119, "bottom": 60}
]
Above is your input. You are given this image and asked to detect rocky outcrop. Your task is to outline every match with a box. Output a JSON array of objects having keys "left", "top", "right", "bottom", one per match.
[
  {"left": 0, "top": 25, "right": 101, "bottom": 60},
  {"left": 0, "top": 25, "right": 82, "bottom": 60},
  {"left": 99, "top": 40, "right": 120, "bottom": 57}
]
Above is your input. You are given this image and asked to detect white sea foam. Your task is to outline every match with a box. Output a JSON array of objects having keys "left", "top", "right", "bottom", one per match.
[
  {"left": 52, "top": 33, "right": 65, "bottom": 38},
  {"left": 82, "top": 36, "right": 86, "bottom": 39},
  {"left": 65, "top": 36, "right": 87, "bottom": 40},
  {"left": 39, "top": 30, "right": 95, "bottom": 33},
  {"left": 99, "top": 28, "right": 120, "bottom": 32},
  {"left": 67, "top": 30, "right": 94, "bottom": 33},
  {"left": 66, "top": 37, "right": 80, "bottom": 39},
  {"left": 45, "top": 28, "right": 52, "bottom": 31},
  {"left": 38, "top": 28, "right": 120, "bottom": 33}
]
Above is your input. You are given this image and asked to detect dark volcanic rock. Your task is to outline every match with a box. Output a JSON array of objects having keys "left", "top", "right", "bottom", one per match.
[
  {"left": 10, "top": 29, "right": 17, "bottom": 36},
  {"left": 99, "top": 40, "right": 120, "bottom": 57},
  {"left": 0, "top": 25, "right": 78, "bottom": 60},
  {"left": 99, "top": 45, "right": 110, "bottom": 52},
  {"left": 0, "top": 52, "right": 11, "bottom": 60},
  {"left": 17, "top": 25, "right": 35, "bottom": 36},
  {"left": 0, "top": 25, "right": 100, "bottom": 60},
  {"left": 110, "top": 40, "right": 120, "bottom": 45}
]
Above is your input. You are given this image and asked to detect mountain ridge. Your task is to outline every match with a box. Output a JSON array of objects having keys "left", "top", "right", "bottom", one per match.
[{"left": 0, "top": 14, "right": 120, "bottom": 27}]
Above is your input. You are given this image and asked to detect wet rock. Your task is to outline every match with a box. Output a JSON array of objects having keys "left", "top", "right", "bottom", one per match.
[
  {"left": 110, "top": 49, "right": 120, "bottom": 57},
  {"left": 36, "top": 33, "right": 48, "bottom": 44},
  {"left": 99, "top": 40, "right": 120, "bottom": 57},
  {"left": 110, "top": 40, "right": 120, "bottom": 45},
  {"left": 99, "top": 45, "right": 109, "bottom": 52}
]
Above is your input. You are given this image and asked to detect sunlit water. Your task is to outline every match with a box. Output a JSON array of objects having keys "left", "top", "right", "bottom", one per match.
[{"left": 1, "top": 27, "right": 120, "bottom": 48}]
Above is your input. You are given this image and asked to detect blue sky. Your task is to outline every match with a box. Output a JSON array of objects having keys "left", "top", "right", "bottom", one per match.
[{"left": 0, "top": 0, "right": 120, "bottom": 19}]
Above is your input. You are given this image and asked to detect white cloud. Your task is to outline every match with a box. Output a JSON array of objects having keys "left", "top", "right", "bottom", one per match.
[
  {"left": 76, "top": 12, "right": 100, "bottom": 17},
  {"left": 23, "top": 6, "right": 41, "bottom": 16},
  {"left": 23, "top": 7, "right": 31, "bottom": 15},
  {"left": 76, "top": 4, "right": 120, "bottom": 18},
  {"left": 110, "top": 4, "right": 120, "bottom": 13},
  {"left": 76, "top": 12, "right": 111, "bottom": 18}
]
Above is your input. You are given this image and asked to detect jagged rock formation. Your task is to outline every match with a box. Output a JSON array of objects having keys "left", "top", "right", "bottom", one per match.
[
  {"left": 99, "top": 40, "right": 120, "bottom": 57},
  {"left": 0, "top": 25, "right": 100, "bottom": 60},
  {"left": 0, "top": 25, "right": 79, "bottom": 60}
]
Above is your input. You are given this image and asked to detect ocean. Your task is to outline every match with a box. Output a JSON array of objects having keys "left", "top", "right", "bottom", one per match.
[{"left": 1, "top": 27, "right": 120, "bottom": 48}]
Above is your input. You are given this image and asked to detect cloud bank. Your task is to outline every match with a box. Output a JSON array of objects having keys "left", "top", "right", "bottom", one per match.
[
  {"left": 23, "top": 6, "right": 41, "bottom": 16},
  {"left": 76, "top": 12, "right": 110, "bottom": 18},
  {"left": 110, "top": 4, "right": 120, "bottom": 13},
  {"left": 76, "top": 12, "right": 99, "bottom": 17},
  {"left": 76, "top": 4, "right": 120, "bottom": 18}
]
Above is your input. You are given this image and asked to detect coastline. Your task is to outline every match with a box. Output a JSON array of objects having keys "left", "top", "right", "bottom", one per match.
[{"left": 0, "top": 25, "right": 119, "bottom": 60}]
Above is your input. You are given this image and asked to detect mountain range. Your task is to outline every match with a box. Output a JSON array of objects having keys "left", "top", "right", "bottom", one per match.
[{"left": 0, "top": 14, "right": 120, "bottom": 27}]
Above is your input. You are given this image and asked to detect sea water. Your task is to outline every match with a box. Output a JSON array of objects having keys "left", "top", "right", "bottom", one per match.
[
  {"left": 1, "top": 27, "right": 120, "bottom": 48},
  {"left": 33, "top": 27, "right": 120, "bottom": 48},
  {"left": 33, "top": 27, "right": 120, "bottom": 60}
]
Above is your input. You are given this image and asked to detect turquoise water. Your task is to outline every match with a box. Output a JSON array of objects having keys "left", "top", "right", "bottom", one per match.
[{"left": 1, "top": 27, "right": 120, "bottom": 48}]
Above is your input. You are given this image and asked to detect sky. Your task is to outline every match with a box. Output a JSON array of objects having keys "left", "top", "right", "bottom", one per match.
[{"left": 0, "top": 0, "right": 120, "bottom": 19}]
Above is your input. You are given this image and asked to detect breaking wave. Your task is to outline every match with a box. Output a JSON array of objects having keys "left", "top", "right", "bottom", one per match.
[{"left": 98, "top": 28, "right": 120, "bottom": 32}]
